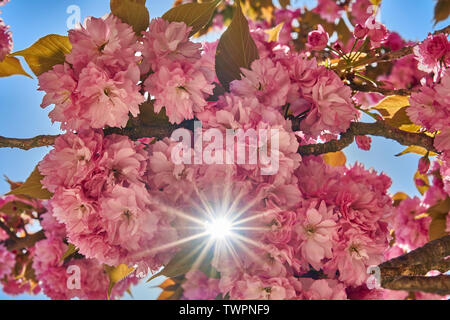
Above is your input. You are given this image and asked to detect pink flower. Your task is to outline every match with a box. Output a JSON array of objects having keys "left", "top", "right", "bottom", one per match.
[
  {"left": 414, "top": 33, "right": 449, "bottom": 78},
  {"left": 182, "top": 271, "right": 220, "bottom": 300},
  {"left": 435, "top": 129, "right": 450, "bottom": 154},
  {"left": 231, "top": 58, "right": 292, "bottom": 109},
  {"left": 384, "top": 32, "right": 405, "bottom": 51},
  {"left": 145, "top": 61, "right": 214, "bottom": 124},
  {"left": 39, "top": 14, "right": 145, "bottom": 131},
  {"left": 0, "top": 0, "right": 10, "bottom": 6},
  {"left": 66, "top": 14, "right": 141, "bottom": 74},
  {"left": 356, "top": 136, "right": 372, "bottom": 151},
  {"left": 307, "top": 25, "right": 329, "bottom": 51},
  {"left": 418, "top": 156, "right": 431, "bottom": 175},
  {"left": 393, "top": 197, "right": 430, "bottom": 250},
  {"left": 0, "top": 18, "right": 12, "bottom": 61},
  {"left": 229, "top": 275, "right": 297, "bottom": 300},
  {"left": 300, "top": 69, "right": 357, "bottom": 137},
  {"left": 365, "top": 17, "right": 388, "bottom": 48},
  {"left": 0, "top": 244, "right": 15, "bottom": 279},
  {"left": 295, "top": 200, "right": 337, "bottom": 270},
  {"left": 303, "top": 279, "right": 347, "bottom": 300},
  {"left": 350, "top": 0, "right": 373, "bottom": 25},
  {"left": 76, "top": 62, "right": 144, "bottom": 129},
  {"left": 353, "top": 24, "right": 368, "bottom": 39},
  {"left": 142, "top": 18, "right": 201, "bottom": 72},
  {"left": 325, "top": 228, "right": 385, "bottom": 286},
  {"left": 313, "top": 0, "right": 342, "bottom": 23},
  {"left": 408, "top": 72, "right": 450, "bottom": 133},
  {"left": 39, "top": 130, "right": 104, "bottom": 193}
]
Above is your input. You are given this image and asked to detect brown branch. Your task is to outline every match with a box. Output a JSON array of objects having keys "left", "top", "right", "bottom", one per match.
[
  {"left": 349, "top": 83, "right": 413, "bottom": 97},
  {"left": 342, "top": 25, "right": 449, "bottom": 71},
  {"left": 297, "top": 121, "right": 437, "bottom": 156},
  {"left": 0, "top": 135, "right": 58, "bottom": 150},
  {"left": 378, "top": 236, "right": 450, "bottom": 295},
  {"left": 380, "top": 236, "right": 450, "bottom": 273},
  {"left": 383, "top": 275, "right": 450, "bottom": 296}
]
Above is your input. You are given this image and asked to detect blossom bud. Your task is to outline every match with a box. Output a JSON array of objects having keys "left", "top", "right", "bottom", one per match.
[
  {"left": 418, "top": 156, "right": 430, "bottom": 175},
  {"left": 307, "top": 25, "right": 329, "bottom": 51},
  {"left": 356, "top": 136, "right": 372, "bottom": 151},
  {"left": 353, "top": 24, "right": 368, "bottom": 39}
]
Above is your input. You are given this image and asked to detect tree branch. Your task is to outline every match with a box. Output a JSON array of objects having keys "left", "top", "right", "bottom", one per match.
[
  {"left": 297, "top": 121, "right": 437, "bottom": 156},
  {"left": 0, "top": 135, "right": 58, "bottom": 151},
  {"left": 383, "top": 275, "right": 450, "bottom": 296},
  {"left": 349, "top": 83, "right": 412, "bottom": 96},
  {"left": 378, "top": 236, "right": 450, "bottom": 295}
]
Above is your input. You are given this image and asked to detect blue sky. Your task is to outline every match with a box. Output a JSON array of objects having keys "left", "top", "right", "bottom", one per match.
[{"left": 0, "top": 0, "right": 448, "bottom": 300}]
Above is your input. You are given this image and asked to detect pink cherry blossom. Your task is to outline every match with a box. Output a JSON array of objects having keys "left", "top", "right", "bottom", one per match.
[
  {"left": 393, "top": 197, "right": 430, "bottom": 250},
  {"left": 182, "top": 271, "right": 220, "bottom": 300},
  {"left": 350, "top": 0, "right": 373, "bottom": 25},
  {"left": 300, "top": 69, "right": 357, "bottom": 137},
  {"left": 414, "top": 33, "right": 449, "bottom": 79},
  {"left": 230, "top": 58, "right": 292, "bottom": 109},
  {"left": 0, "top": 17, "right": 12, "bottom": 61},
  {"left": 66, "top": 14, "right": 142, "bottom": 74},
  {"left": 356, "top": 136, "right": 372, "bottom": 151},
  {"left": 145, "top": 61, "right": 214, "bottom": 124},
  {"left": 313, "top": 0, "right": 342, "bottom": 23},
  {"left": 307, "top": 25, "right": 329, "bottom": 51},
  {"left": 295, "top": 200, "right": 337, "bottom": 270},
  {"left": 0, "top": 244, "right": 15, "bottom": 279},
  {"left": 142, "top": 18, "right": 201, "bottom": 72},
  {"left": 303, "top": 279, "right": 347, "bottom": 300}
]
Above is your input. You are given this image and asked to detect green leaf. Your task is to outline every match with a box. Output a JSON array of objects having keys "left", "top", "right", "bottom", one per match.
[
  {"left": 147, "top": 239, "right": 214, "bottom": 282},
  {"left": 110, "top": 0, "right": 149, "bottom": 35},
  {"left": 392, "top": 192, "right": 409, "bottom": 207},
  {"left": 12, "top": 35, "right": 72, "bottom": 77},
  {"left": 427, "top": 197, "right": 450, "bottom": 241},
  {"left": 105, "top": 264, "right": 135, "bottom": 300},
  {"left": 414, "top": 170, "right": 430, "bottom": 196},
  {"left": 323, "top": 151, "right": 347, "bottom": 167},
  {"left": 396, "top": 146, "right": 438, "bottom": 158},
  {"left": 0, "top": 56, "right": 32, "bottom": 78},
  {"left": 265, "top": 22, "right": 284, "bottom": 42},
  {"left": 434, "top": 0, "right": 450, "bottom": 26},
  {"left": 60, "top": 243, "right": 79, "bottom": 262},
  {"left": 0, "top": 200, "right": 35, "bottom": 216},
  {"left": 370, "top": 95, "right": 410, "bottom": 119},
  {"left": 215, "top": 0, "right": 259, "bottom": 90},
  {"left": 7, "top": 166, "right": 53, "bottom": 200},
  {"left": 162, "top": 0, "right": 222, "bottom": 36}
]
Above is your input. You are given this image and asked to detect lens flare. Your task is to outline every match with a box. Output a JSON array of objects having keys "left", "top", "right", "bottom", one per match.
[{"left": 205, "top": 218, "right": 232, "bottom": 240}]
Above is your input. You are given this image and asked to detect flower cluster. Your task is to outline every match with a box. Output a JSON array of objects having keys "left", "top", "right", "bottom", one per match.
[
  {"left": 33, "top": 209, "right": 138, "bottom": 300},
  {"left": 4, "top": 0, "right": 448, "bottom": 301},
  {"left": 38, "top": 130, "right": 178, "bottom": 270},
  {"left": 39, "top": 15, "right": 145, "bottom": 131}
]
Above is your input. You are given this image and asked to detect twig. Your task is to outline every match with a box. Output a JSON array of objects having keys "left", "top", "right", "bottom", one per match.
[
  {"left": 297, "top": 121, "right": 437, "bottom": 156},
  {"left": 349, "top": 83, "right": 413, "bottom": 96},
  {"left": 0, "top": 135, "right": 58, "bottom": 151}
]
